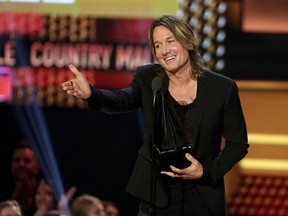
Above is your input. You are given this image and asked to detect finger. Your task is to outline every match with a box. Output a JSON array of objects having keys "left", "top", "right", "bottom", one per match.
[
  {"left": 58, "top": 195, "right": 67, "bottom": 210},
  {"left": 160, "top": 171, "right": 175, "bottom": 177},
  {"left": 169, "top": 165, "right": 181, "bottom": 173},
  {"left": 62, "top": 80, "right": 73, "bottom": 88},
  {"left": 185, "top": 153, "right": 197, "bottom": 164},
  {"left": 74, "top": 91, "right": 85, "bottom": 98},
  {"left": 67, "top": 89, "right": 78, "bottom": 95},
  {"left": 68, "top": 64, "right": 81, "bottom": 76},
  {"left": 38, "top": 179, "right": 45, "bottom": 193},
  {"left": 65, "top": 186, "right": 77, "bottom": 201}
]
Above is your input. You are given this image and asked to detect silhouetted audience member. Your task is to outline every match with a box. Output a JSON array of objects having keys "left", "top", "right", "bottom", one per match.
[
  {"left": 103, "top": 201, "right": 119, "bottom": 216},
  {"left": 0, "top": 200, "right": 22, "bottom": 216},
  {"left": 33, "top": 180, "right": 57, "bottom": 216},
  {"left": 33, "top": 179, "right": 77, "bottom": 216},
  {"left": 70, "top": 194, "right": 106, "bottom": 216},
  {"left": 0, "top": 140, "right": 41, "bottom": 216}
]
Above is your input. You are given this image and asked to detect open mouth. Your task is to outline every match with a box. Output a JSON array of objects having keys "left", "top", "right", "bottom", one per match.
[{"left": 165, "top": 56, "right": 175, "bottom": 61}]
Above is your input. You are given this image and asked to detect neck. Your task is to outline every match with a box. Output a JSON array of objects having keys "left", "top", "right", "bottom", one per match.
[
  {"left": 168, "top": 72, "right": 195, "bottom": 88},
  {"left": 167, "top": 63, "right": 195, "bottom": 84}
]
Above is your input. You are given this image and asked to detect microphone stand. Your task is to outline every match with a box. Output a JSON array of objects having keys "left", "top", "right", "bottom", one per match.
[
  {"left": 150, "top": 93, "right": 167, "bottom": 216},
  {"left": 150, "top": 91, "right": 157, "bottom": 216},
  {"left": 150, "top": 77, "right": 162, "bottom": 216}
]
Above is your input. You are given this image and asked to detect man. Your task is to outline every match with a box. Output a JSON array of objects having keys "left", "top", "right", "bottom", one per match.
[
  {"left": 62, "top": 15, "right": 249, "bottom": 216},
  {"left": 9, "top": 140, "right": 41, "bottom": 215}
]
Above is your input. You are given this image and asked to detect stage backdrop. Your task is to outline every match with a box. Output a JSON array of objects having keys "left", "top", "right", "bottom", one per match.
[
  {"left": 1, "top": 1, "right": 288, "bottom": 216},
  {"left": 0, "top": 2, "right": 178, "bottom": 214}
]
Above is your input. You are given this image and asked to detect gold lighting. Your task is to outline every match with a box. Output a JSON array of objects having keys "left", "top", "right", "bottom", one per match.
[{"left": 177, "top": 0, "right": 227, "bottom": 72}]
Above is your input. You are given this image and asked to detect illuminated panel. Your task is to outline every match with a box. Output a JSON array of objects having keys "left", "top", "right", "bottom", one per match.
[
  {"left": 0, "top": 67, "right": 12, "bottom": 102},
  {"left": 240, "top": 158, "right": 288, "bottom": 173},
  {"left": 242, "top": 0, "right": 288, "bottom": 33},
  {"left": 0, "top": 0, "right": 177, "bottom": 18},
  {"left": 248, "top": 133, "right": 288, "bottom": 145},
  {"left": 0, "top": 13, "right": 153, "bottom": 108}
]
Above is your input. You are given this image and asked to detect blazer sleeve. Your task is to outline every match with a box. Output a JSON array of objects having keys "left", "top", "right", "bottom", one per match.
[
  {"left": 84, "top": 74, "right": 142, "bottom": 113},
  {"left": 202, "top": 81, "right": 249, "bottom": 185}
]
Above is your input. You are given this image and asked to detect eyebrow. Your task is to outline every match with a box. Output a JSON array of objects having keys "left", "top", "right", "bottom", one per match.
[{"left": 154, "top": 36, "right": 175, "bottom": 45}]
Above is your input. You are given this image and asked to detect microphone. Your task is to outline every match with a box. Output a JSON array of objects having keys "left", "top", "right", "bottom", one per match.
[
  {"left": 150, "top": 76, "right": 162, "bottom": 216},
  {"left": 151, "top": 77, "right": 162, "bottom": 107}
]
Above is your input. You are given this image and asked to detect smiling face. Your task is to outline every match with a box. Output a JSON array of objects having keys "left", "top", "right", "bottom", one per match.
[
  {"left": 11, "top": 147, "right": 40, "bottom": 180},
  {"left": 153, "top": 25, "right": 191, "bottom": 75}
]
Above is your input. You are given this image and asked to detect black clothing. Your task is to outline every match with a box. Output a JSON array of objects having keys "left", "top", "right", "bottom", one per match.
[{"left": 86, "top": 64, "right": 249, "bottom": 216}]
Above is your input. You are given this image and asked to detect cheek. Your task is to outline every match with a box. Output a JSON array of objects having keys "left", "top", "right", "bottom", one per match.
[
  {"left": 29, "top": 164, "right": 39, "bottom": 174},
  {"left": 34, "top": 194, "right": 42, "bottom": 206},
  {"left": 154, "top": 50, "right": 162, "bottom": 60},
  {"left": 86, "top": 207, "right": 95, "bottom": 216},
  {"left": 47, "top": 197, "right": 55, "bottom": 208}
]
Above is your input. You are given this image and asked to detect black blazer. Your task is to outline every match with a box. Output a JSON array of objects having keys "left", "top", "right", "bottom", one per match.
[{"left": 87, "top": 64, "right": 249, "bottom": 215}]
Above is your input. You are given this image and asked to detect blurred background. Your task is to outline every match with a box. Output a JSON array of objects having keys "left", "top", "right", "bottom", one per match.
[{"left": 0, "top": 0, "right": 287, "bottom": 215}]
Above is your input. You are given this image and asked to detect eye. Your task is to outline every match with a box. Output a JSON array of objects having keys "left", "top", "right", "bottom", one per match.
[{"left": 154, "top": 43, "right": 161, "bottom": 49}]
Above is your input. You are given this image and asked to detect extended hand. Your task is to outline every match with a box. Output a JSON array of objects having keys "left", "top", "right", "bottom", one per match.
[
  {"left": 62, "top": 64, "right": 91, "bottom": 99},
  {"left": 57, "top": 186, "right": 77, "bottom": 211},
  {"left": 34, "top": 180, "right": 54, "bottom": 216},
  {"left": 161, "top": 153, "right": 203, "bottom": 180}
]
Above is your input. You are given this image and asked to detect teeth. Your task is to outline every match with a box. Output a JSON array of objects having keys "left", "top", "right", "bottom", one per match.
[{"left": 165, "top": 56, "right": 174, "bottom": 61}]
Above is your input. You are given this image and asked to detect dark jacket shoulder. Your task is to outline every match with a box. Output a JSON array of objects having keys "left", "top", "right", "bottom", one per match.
[
  {"left": 135, "top": 64, "right": 162, "bottom": 78},
  {"left": 202, "top": 68, "right": 235, "bottom": 83}
]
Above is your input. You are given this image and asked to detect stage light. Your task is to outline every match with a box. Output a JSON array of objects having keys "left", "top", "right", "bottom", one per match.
[
  {"left": 177, "top": 0, "right": 227, "bottom": 72},
  {"left": 177, "top": 8, "right": 185, "bottom": 17},
  {"left": 189, "top": 2, "right": 199, "bottom": 13},
  {"left": 203, "top": 9, "right": 213, "bottom": 21},
  {"left": 201, "top": 37, "right": 212, "bottom": 49},
  {"left": 204, "top": 0, "right": 213, "bottom": 6},
  {"left": 217, "top": 16, "right": 226, "bottom": 28},
  {"left": 215, "top": 59, "right": 225, "bottom": 70},
  {"left": 202, "top": 52, "right": 212, "bottom": 63},
  {"left": 189, "top": 16, "right": 198, "bottom": 27},
  {"left": 216, "top": 45, "right": 225, "bottom": 57},
  {"left": 180, "top": 0, "right": 190, "bottom": 7},
  {"left": 216, "top": 30, "right": 226, "bottom": 42},
  {"left": 203, "top": 23, "right": 212, "bottom": 34},
  {"left": 217, "top": 2, "right": 227, "bottom": 14},
  {"left": 189, "top": 16, "right": 204, "bottom": 33},
  {"left": 10, "top": 100, "right": 72, "bottom": 216}
]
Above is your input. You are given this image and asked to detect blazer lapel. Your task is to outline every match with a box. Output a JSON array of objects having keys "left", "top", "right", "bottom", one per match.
[{"left": 190, "top": 74, "right": 207, "bottom": 148}]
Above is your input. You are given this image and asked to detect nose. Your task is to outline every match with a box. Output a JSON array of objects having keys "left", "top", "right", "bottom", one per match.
[
  {"left": 161, "top": 44, "right": 170, "bottom": 55},
  {"left": 18, "top": 159, "right": 26, "bottom": 168}
]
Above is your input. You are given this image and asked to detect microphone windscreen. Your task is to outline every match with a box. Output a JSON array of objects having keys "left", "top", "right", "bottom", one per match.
[{"left": 151, "top": 77, "right": 162, "bottom": 94}]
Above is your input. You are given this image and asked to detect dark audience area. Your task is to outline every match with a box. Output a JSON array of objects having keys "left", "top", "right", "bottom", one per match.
[{"left": 0, "top": 103, "right": 144, "bottom": 216}]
